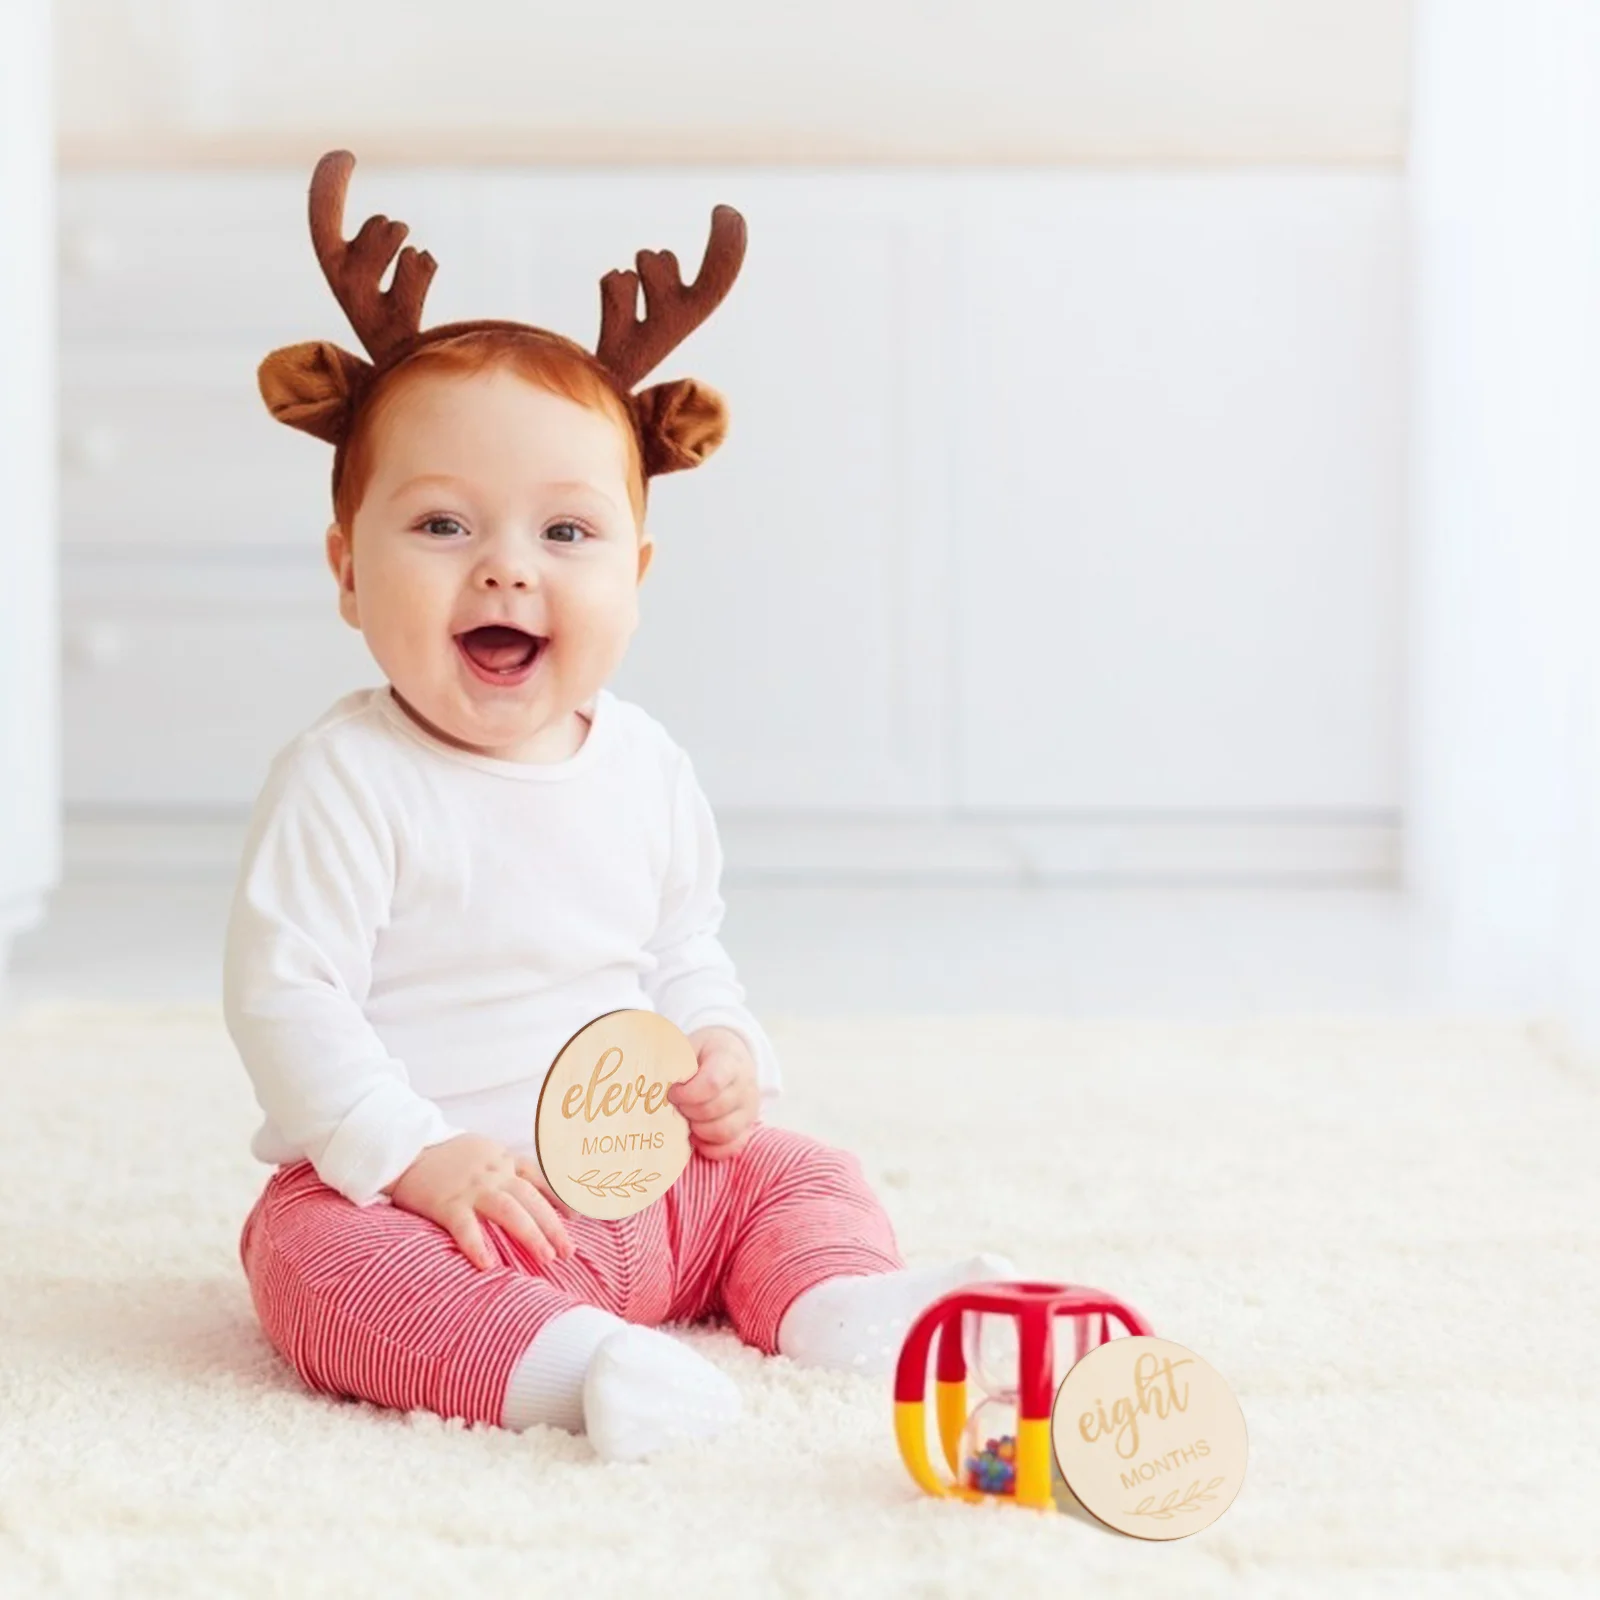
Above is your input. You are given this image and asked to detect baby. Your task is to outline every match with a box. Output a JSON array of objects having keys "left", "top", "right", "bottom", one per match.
[{"left": 224, "top": 151, "right": 1011, "bottom": 1463}]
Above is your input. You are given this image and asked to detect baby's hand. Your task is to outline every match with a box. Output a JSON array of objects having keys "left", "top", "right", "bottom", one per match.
[
  {"left": 383, "top": 1132, "right": 577, "bottom": 1272},
  {"left": 669, "top": 1026, "right": 761, "bottom": 1159}
]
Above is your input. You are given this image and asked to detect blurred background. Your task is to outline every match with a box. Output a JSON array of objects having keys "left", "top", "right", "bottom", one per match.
[{"left": 2, "top": 0, "right": 1596, "bottom": 1043}]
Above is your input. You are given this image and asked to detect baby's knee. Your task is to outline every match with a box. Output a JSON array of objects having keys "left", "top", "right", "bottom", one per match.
[
  {"left": 742, "top": 1121, "right": 863, "bottom": 1174},
  {"left": 245, "top": 1225, "right": 575, "bottom": 1426},
  {"left": 735, "top": 1124, "right": 881, "bottom": 1205}
]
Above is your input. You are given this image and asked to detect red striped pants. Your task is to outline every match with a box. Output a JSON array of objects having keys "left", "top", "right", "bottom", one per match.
[{"left": 239, "top": 1122, "right": 904, "bottom": 1428}]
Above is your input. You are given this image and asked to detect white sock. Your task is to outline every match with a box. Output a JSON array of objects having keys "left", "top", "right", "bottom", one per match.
[
  {"left": 582, "top": 1326, "right": 742, "bottom": 1463},
  {"left": 502, "top": 1304, "right": 625, "bottom": 1434},
  {"left": 502, "top": 1305, "right": 741, "bottom": 1463},
  {"left": 776, "top": 1251, "right": 1018, "bottom": 1378}
]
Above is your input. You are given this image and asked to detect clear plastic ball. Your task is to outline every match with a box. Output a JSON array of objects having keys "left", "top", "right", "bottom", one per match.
[
  {"left": 958, "top": 1305, "right": 1117, "bottom": 1504},
  {"left": 960, "top": 1307, "right": 1103, "bottom": 1402},
  {"left": 961, "top": 1393, "right": 1020, "bottom": 1497},
  {"left": 962, "top": 1308, "right": 1021, "bottom": 1400}
]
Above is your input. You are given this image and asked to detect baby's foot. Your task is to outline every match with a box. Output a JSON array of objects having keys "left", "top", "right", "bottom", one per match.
[
  {"left": 581, "top": 1326, "right": 742, "bottom": 1463},
  {"left": 776, "top": 1251, "right": 1018, "bottom": 1378}
]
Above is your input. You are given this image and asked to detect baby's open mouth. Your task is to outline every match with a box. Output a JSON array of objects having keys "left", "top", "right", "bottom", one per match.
[{"left": 455, "top": 624, "right": 546, "bottom": 678}]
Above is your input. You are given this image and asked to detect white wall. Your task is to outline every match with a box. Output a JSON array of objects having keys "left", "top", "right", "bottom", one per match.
[
  {"left": 54, "top": 0, "right": 1411, "bottom": 164},
  {"left": 45, "top": 2, "right": 1412, "bottom": 885},
  {"left": 0, "top": 0, "right": 60, "bottom": 976},
  {"left": 1408, "top": 0, "right": 1600, "bottom": 1039}
]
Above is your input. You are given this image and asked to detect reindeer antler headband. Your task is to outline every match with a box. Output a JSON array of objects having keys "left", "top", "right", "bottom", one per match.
[{"left": 258, "top": 149, "right": 747, "bottom": 488}]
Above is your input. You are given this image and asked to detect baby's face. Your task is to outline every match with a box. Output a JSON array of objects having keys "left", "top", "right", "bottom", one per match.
[{"left": 327, "top": 367, "right": 652, "bottom": 762}]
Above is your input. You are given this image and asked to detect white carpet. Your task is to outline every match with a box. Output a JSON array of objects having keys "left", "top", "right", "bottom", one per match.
[{"left": 0, "top": 1003, "right": 1596, "bottom": 1598}]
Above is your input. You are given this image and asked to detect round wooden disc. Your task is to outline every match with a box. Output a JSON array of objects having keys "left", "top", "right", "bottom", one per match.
[
  {"left": 533, "top": 1009, "right": 699, "bottom": 1220},
  {"left": 1049, "top": 1336, "right": 1248, "bottom": 1540}
]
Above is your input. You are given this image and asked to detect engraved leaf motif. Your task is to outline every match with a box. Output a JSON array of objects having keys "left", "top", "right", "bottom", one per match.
[
  {"left": 570, "top": 1167, "right": 662, "bottom": 1200},
  {"left": 1125, "top": 1477, "right": 1226, "bottom": 1522}
]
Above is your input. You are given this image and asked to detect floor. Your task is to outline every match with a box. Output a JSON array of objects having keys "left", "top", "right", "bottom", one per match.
[
  {"left": 5, "top": 988, "right": 1594, "bottom": 1594},
  {"left": 0, "top": 870, "right": 1517, "bottom": 1023},
  {"left": 6, "top": 877, "right": 1592, "bottom": 1595}
]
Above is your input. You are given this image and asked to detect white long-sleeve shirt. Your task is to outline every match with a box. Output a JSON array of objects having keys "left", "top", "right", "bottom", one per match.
[{"left": 221, "top": 683, "right": 781, "bottom": 1208}]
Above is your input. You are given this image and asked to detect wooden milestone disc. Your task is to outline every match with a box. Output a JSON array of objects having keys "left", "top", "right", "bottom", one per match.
[
  {"left": 1050, "top": 1336, "right": 1247, "bottom": 1540},
  {"left": 534, "top": 1009, "right": 699, "bottom": 1221}
]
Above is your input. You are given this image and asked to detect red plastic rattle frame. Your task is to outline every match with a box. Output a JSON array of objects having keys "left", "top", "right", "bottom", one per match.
[{"left": 893, "top": 1281, "right": 1153, "bottom": 1509}]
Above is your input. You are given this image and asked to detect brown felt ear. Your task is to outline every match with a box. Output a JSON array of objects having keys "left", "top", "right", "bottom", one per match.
[
  {"left": 633, "top": 378, "right": 728, "bottom": 475},
  {"left": 258, "top": 340, "right": 372, "bottom": 444}
]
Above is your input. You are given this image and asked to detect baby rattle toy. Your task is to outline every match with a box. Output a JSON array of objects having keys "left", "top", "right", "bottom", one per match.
[
  {"left": 894, "top": 1281, "right": 1151, "bottom": 1510},
  {"left": 894, "top": 1280, "right": 1248, "bottom": 1539},
  {"left": 533, "top": 1009, "right": 699, "bottom": 1220}
]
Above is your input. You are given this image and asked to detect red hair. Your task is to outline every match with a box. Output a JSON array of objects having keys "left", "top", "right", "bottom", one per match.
[{"left": 331, "top": 327, "right": 649, "bottom": 533}]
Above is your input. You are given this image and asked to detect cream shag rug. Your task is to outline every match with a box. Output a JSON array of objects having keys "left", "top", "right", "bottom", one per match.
[{"left": 0, "top": 1003, "right": 1596, "bottom": 1598}]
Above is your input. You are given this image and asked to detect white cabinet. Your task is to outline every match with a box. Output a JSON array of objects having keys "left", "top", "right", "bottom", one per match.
[
  {"left": 603, "top": 179, "right": 960, "bottom": 811},
  {"left": 57, "top": 168, "right": 1405, "bottom": 872}
]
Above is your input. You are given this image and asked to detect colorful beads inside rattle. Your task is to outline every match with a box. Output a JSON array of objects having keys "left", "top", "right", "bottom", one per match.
[{"left": 964, "top": 1433, "right": 1017, "bottom": 1495}]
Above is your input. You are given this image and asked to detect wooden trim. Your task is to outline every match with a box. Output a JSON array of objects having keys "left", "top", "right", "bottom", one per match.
[
  {"left": 56, "top": 129, "right": 1406, "bottom": 172},
  {"left": 62, "top": 812, "right": 1400, "bottom": 884}
]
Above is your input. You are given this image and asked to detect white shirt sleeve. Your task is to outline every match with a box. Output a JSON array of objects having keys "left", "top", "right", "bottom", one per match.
[
  {"left": 643, "top": 748, "right": 783, "bottom": 1103},
  {"left": 222, "top": 741, "right": 464, "bottom": 1205}
]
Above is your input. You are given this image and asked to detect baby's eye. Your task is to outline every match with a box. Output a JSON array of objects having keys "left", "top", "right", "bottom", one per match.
[
  {"left": 545, "top": 521, "right": 590, "bottom": 545},
  {"left": 420, "top": 516, "right": 465, "bottom": 539}
]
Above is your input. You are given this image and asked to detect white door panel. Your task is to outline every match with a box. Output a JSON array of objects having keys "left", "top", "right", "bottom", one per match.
[{"left": 952, "top": 174, "right": 1405, "bottom": 811}]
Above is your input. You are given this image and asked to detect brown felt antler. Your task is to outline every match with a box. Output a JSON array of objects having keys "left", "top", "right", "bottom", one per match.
[
  {"left": 595, "top": 205, "right": 747, "bottom": 389},
  {"left": 262, "top": 150, "right": 746, "bottom": 483},
  {"left": 308, "top": 149, "right": 438, "bottom": 365}
]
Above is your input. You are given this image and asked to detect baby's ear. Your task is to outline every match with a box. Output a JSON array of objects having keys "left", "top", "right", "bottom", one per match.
[
  {"left": 258, "top": 340, "right": 372, "bottom": 444},
  {"left": 633, "top": 378, "right": 728, "bottom": 475}
]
